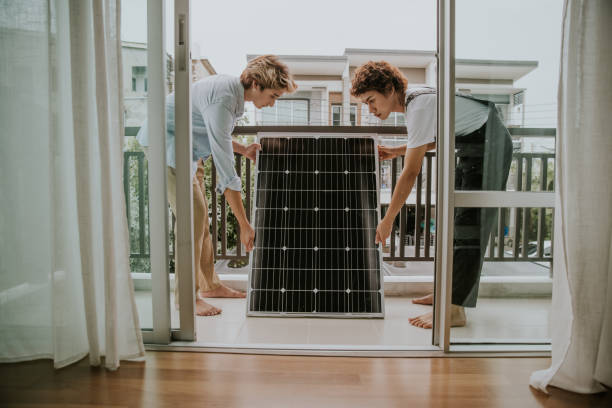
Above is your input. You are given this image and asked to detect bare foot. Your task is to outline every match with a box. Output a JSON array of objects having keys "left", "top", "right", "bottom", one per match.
[
  {"left": 196, "top": 299, "right": 221, "bottom": 316},
  {"left": 200, "top": 283, "right": 246, "bottom": 298},
  {"left": 408, "top": 305, "right": 466, "bottom": 329},
  {"left": 412, "top": 293, "right": 434, "bottom": 305},
  {"left": 174, "top": 299, "right": 222, "bottom": 316}
]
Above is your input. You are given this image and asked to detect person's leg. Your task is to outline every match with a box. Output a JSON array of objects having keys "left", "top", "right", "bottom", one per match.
[
  {"left": 192, "top": 159, "right": 220, "bottom": 293},
  {"left": 169, "top": 163, "right": 221, "bottom": 316},
  {"left": 409, "top": 153, "right": 484, "bottom": 328},
  {"left": 165, "top": 166, "right": 180, "bottom": 307},
  {"left": 409, "top": 304, "right": 466, "bottom": 328},
  {"left": 409, "top": 123, "right": 511, "bottom": 328},
  {"left": 195, "top": 159, "right": 245, "bottom": 298},
  {"left": 451, "top": 205, "right": 484, "bottom": 307},
  {"left": 412, "top": 294, "right": 433, "bottom": 305},
  {"left": 188, "top": 160, "right": 222, "bottom": 316}
]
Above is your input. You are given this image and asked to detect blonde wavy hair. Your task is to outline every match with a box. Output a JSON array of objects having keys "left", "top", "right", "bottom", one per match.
[{"left": 240, "top": 55, "right": 297, "bottom": 93}]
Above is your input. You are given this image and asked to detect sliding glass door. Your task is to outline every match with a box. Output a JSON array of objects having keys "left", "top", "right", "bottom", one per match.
[
  {"left": 436, "top": 0, "right": 558, "bottom": 351},
  {"left": 123, "top": 0, "right": 196, "bottom": 344}
]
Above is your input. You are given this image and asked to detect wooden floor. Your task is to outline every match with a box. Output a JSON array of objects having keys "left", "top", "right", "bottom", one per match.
[{"left": 1, "top": 352, "right": 610, "bottom": 407}]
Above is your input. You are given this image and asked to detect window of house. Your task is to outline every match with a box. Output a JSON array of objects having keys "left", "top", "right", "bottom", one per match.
[
  {"left": 513, "top": 91, "right": 524, "bottom": 105},
  {"left": 331, "top": 104, "right": 357, "bottom": 126},
  {"left": 261, "top": 99, "right": 309, "bottom": 125},
  {"left": 349, "top": 104, "right": 357, "bottom": 126},
  {"left": 331, "top": 104, "right": 342, "bottom": 126},
  {"left": 131, "top": 66, "right": 147, "bottom": 93},
  {"left": 382, "top": 112, "right": 407, "bottom": 126}
]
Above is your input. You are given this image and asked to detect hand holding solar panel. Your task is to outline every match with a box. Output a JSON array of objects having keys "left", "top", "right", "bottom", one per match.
[
  {"left": 247, "top": 135, "right": 384, "bottom": 317},
  {"left": 377, "top": 144, "right": 401, "bottom": 161},
  {"left": 244, "top": 142, "right": 262, "bottom": 163}
]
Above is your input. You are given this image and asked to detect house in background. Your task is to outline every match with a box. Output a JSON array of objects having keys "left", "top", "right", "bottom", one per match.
[
  {"left": 121, "top": 41, "right": 216, "bottom": 130},
  {"left": 122, "top": 41, "right": 149, "bottom": 129},
  {"left": 248, "top": 49, "right": 537, "bottom": 128}
]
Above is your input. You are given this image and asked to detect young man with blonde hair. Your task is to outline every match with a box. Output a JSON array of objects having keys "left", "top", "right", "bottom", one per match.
[
  {"left": 138, "top": 55, "right": 297, "bottom": 316},
  {"left": 351, "top": 61, "right": 512, "bottom": 328}
]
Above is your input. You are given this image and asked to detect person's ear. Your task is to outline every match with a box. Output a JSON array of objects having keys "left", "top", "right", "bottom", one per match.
[{"left": 382, "top": 83, "right": 393, "bottom": 97}]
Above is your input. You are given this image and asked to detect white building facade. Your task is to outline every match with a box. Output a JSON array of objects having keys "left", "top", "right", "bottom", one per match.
[{"left": 248, "top": 49, "right": 537, "bottom": 128}]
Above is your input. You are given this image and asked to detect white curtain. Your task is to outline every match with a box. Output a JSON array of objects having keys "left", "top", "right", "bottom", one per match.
[
  {"left": 530, "top": 0, "right": 612, "bottom": 394},
  {"left": 0, "top": 0, "right": 144, "bottom": 369}
]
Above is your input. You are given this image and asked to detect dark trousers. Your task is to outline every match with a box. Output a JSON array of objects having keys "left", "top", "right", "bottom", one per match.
[{"left": 451, "top": 124, "right": 511, "bottom": 307}]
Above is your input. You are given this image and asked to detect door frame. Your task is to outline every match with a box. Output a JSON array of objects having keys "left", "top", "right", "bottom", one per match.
[
  {"left": 435, "top": 0, "right": 555, "bottom": 352},
  {"left": 142, "top": 0, "right": 171, "bottom": 345}
]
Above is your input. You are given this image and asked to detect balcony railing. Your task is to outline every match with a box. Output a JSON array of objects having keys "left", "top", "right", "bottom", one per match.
[{"left": 123, "top": 127, "right": 555, "bottom": 271}]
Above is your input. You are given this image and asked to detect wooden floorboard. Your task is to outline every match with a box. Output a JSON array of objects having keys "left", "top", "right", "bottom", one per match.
[{"left": 0, "top": 352, "right": 610, "bottom": 407}]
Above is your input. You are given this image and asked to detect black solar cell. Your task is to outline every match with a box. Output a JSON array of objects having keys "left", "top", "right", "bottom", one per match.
[{"left": 247, "top": 135, "right": 384, "bottom": 317}]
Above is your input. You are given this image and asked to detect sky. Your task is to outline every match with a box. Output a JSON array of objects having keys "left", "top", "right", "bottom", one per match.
[{"left": 122, "top": 0, "right": 564, "bottom": 127}]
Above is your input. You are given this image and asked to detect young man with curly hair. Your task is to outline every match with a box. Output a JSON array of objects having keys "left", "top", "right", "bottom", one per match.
[
  {"left": 138, "top": 55, "right": 297, "bottom": 316},
  {"left": 351, "top": 61, "right": 512, "bottom": 328}
]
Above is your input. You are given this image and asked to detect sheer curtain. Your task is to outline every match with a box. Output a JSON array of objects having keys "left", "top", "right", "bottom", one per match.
[
  {"left": 0, "top": 0, "right": 144, "bottom": 369},
  {"left": 530, "top": 0, "right": 612, "bottom": 394}
]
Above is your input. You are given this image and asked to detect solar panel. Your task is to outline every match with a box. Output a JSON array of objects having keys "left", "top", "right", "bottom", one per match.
[{"left": 247, "top": 134, "right": 384, "bottom": 317}]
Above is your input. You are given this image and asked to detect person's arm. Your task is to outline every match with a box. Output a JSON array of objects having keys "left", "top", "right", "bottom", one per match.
[
  {"left": 375, "top": 144, "right": 430, "bottom": 244},
  {"left": 224, "top": 189, "right": 254, "bottom": 251},
  {"left": 377, "top": 95, "right": 436, "bottom": 244},
  {"left": 232, "top": 140, "right": 261, "bottom": 162},
  {"left": 378, "top": 144, "right": 407, "bottom": 161},
  {"left": 378, "top": 142, "right": 435, "bottom": 161},
  {"left": 202, "top": 103, "right": 255, "bottom": 252}
]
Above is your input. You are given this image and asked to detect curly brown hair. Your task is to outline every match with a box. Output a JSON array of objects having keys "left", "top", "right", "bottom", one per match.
[{"left": 351, "top": 61, "right": 408, "bottom": 107}]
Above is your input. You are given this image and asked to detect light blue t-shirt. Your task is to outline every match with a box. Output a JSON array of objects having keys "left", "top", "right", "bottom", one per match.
[{"left": 137, "top": 75, "right": 244, "bottom": 194}]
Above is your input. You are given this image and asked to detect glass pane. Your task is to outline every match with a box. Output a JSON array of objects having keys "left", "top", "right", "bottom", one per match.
[
  {"left": 449, "top": 206, "right": 552, "bottom": 343},
  {"left": 165, "top": 0, "right": 178, "bottom": 331},
  {"left": 293, "top": 100, "right": 309, "bottom": 125},
  {"left": 448, "top": 0, "right": 561, "bottom": 344},
  {"left": 121, "top": 0, "right": 152, "bottom": 331},
  {"left": 277, "top": 100, "right": 291, "bottom": 125},
  {"left": 454, "top": 0, "right": 561, "bottom": 192},
  {"left": 261, "top": 105, "right": 277, "bottom": 125},
  {"left": 122, "top": 0, "right": 179, "bottom": 331},
  {"left": 396, "top": 113, "right": 406, "bottom": 126},
  {"left": 361, "top": 104, "right": 377, "bottom": 126},
  {"left": 332, "top": 105, "right": 341, "bottom": 126},
  {"left": 382, "top": 112, "right": 396, "bottom": 126}
]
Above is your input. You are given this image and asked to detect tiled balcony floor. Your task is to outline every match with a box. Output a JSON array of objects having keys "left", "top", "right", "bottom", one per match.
[{"left": 135, "top": 293, "right": 551, "bottom": 347}]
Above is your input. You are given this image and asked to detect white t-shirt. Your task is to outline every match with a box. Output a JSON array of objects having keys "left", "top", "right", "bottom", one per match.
[
  {"left": 404, "top": 91, "right": 437, "bottom": 148},
  {"left": 403, "top": 88, "right": 490, "bottom": 149}
]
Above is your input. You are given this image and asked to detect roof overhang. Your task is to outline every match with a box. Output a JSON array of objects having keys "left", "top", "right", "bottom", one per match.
[
  {"left": 247, "top": 52, "right": 538, "bottom": 81},
  {"left": 456, "top": 59, "right": 538, "bottom": 81},
  {"left": 247, "top": 54, "right": 347, "bottom": 76},
  {"left": 344, "top": 48, "right": 436, "bottom": 68},
  {"left": 121, "top": 41, "right": 147, "bottom": 50}
]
